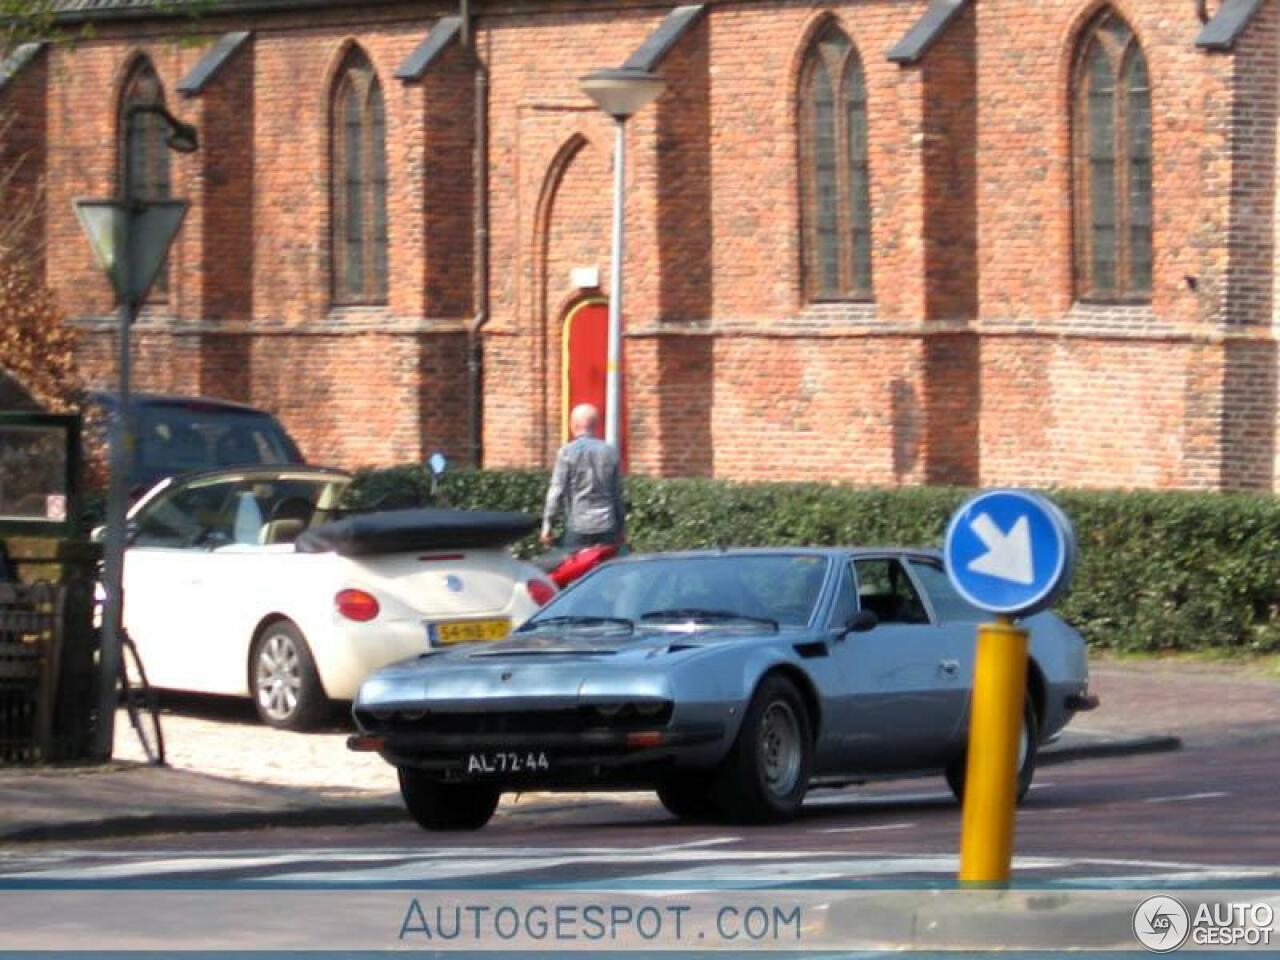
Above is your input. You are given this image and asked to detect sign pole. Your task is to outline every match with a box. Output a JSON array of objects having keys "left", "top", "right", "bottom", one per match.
[
  {"left": 958, "top": 614, "right": 1029, "bottom": 885},
  {"left": 91, "top": 198, "right": 137, "bottom": 762},
  {"left": 943, "top": 489, "right": 1077, "bottom": 889}
]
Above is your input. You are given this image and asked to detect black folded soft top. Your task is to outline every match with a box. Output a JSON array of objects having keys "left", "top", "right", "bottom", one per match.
[{"left": 296, "top": 508, "right": 538, "bottom": 557}]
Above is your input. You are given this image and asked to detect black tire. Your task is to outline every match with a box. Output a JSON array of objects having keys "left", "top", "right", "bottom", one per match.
[
  {"left": 399, "top": 769, "right": 501, "bottom": 831},
  {"left": 250, "top": 620, "right": 329, "bottom": 731},
  {"left": 945, "top": 697, "right": 1039, "bottom": 804},
  {"left": 656, "top": 776, "right": 719, "bottom": 822},
  {"left": 711, "top": 674, "right": 813, "bottom": 823}
]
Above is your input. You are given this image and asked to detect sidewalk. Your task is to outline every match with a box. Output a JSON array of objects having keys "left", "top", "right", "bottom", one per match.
[{"left": 1, "top": 659, "right": 1271, "bottom": 844}]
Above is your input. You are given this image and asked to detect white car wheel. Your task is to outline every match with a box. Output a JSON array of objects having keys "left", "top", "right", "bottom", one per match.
[{"left": 251, "top": 621, "right": 328, "bottom": 730}]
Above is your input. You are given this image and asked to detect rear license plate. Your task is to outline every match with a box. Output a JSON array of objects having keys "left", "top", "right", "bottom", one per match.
[
  {"left": 431, "top": 618, "right": 511, "bottom": 645},
  {"left": 466, "top": 751, "right": 551, "bottom": 775}
]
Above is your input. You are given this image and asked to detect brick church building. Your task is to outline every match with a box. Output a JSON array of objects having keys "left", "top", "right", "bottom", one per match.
[{"left": 1, "top": 0, "right": 1276, "bottom": 490}]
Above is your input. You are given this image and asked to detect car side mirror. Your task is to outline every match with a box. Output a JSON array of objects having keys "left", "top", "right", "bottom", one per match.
[{"left": 846, "top": 609, "right": 878, "bottom": 634}]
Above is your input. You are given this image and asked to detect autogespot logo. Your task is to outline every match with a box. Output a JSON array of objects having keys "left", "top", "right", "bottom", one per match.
[{"left": 1133, "top": 896, "right": 1191, "bottom": 953}]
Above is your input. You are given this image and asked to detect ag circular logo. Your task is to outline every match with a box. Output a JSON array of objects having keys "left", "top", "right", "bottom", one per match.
[{"left": 1133, "top": 895, "right": 1191, "bottom": 952}]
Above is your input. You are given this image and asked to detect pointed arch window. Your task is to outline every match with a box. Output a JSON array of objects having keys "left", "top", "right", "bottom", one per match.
[
  {"left": 1072, "top": 10, "right": 1152, "bottom": 302},
  {"left": 799, "top": 25, "right": 872, "bottom": 302},
  {"left": 331, "top": 49, "right": 388, "bottom": 305},
  {"left": 119, "top": 58, "right": 172, "bottom": 295}
]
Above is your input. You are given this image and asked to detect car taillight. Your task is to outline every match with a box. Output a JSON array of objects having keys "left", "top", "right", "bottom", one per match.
[
  {"left": 336, "top": 589, "right": 380, "bottom": 622},
  {"left": 526, "top": 578, "right": 556, "bottom": 606}
]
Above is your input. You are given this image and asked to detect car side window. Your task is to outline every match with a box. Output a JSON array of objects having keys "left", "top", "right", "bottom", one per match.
[
  {"left": 132, "top": 479, "right": 240, "bottom": 549},
  {"left": 827, "top": 562, "right": 860, "bottom": 630},
  {"left": 852, "top": 557, "right": 930, "bottom": 625},
  {"left": 907, "top": 558, "right": 984, "bottom": 623}
]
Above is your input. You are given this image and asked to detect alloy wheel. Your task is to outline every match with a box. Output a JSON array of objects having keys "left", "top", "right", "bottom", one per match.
[{"left": 256, "top": 631, "right": 302, "bottom": 721}]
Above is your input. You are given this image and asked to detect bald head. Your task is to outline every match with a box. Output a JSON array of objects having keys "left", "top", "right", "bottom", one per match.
[{"left": 570, "top": 403, "right": 599, "bottom": 438}]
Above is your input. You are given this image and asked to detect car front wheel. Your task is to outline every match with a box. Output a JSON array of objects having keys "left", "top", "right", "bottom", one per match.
[
  {"left": 945, "top": 697, "right": 1039, "bottom": 804},
  {"left": 399, "top": 769, "right": 501, "bottom": 831},
  {"left": 250, "top": 620, "right": 328, "bottom": 731},
  {"left": 712, "top": 674, "right": 813, "bottom": 823}
]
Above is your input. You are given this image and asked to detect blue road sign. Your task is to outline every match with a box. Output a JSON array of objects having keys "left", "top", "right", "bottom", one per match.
[{"left": 943, "top": 489, "right": 1077, "bottom": 617}]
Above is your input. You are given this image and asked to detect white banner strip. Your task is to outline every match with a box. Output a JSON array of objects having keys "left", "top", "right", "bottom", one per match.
[{"left": 0, "top": 889, "right": 1276, "bottom": 952}]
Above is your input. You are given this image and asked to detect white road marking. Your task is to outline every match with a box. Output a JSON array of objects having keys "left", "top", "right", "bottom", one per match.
[
  {"left": 816, "top": 822, "right": 917, "bottom": 835},
  {"left": 1142, "top": 791, "right": 1229, "bottom": 804},
  {"left": 805, "top": 790, "right": 954, "bottom": 806},
  {"left": 2, "top": 843, "right": 1274, "bottom": 889}
]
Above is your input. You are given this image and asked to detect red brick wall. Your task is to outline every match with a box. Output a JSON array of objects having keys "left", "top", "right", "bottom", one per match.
[
  {"left": 0, "top": 47, "right": 48, "bottom": 276},
  {"left": 23, "top": 0, "right": 1280, "bottom": 492}
]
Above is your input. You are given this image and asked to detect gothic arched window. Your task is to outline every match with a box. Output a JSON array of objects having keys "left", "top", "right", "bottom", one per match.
[
  {"left": 331, "top": 48, "right": 388, "bottom": 304},
  {"left": 799, "top": 25, "right": 872, "bottom": 301},
  {"left": 119, "top": 58, "right": 172, "bottom": 294},
  {"left": 1073, "top": 10, "right": 1152, "bottom": 301}
]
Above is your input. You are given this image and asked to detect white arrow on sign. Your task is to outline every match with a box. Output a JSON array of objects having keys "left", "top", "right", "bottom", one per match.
[{"left": 967, "top": 512, "right": 1034, "bottom": 585}]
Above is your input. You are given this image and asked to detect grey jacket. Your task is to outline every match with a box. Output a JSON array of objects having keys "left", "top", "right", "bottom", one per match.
[{"left": 541, "top": 434, "right": 625, "bottom": 538}]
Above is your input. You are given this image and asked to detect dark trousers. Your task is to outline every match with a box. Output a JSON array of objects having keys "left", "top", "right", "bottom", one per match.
[{"left": 563, "top": 529, "right": 620, "bottom": 549}]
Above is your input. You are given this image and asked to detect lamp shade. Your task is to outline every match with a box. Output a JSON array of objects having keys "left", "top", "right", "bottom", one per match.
[{"left": 579, "top": 68, "right": 666, "bottom": 119}]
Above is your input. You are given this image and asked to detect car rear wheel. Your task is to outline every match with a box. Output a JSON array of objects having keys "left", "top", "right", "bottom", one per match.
[
  {"left": 945, "top": 697, "right": 1039, "bottom": 805},
  {"left": 656, "top": 776, "right": 718, "bottom": 822},
  {"left": 398, "top": 769, "right": 501, "bottom": 831},
  {"left": 250, "top": 620, "right": 328, "bottom": 731},
  {"left": 712, "top": 674, "right": 812, "bottom": 824}
]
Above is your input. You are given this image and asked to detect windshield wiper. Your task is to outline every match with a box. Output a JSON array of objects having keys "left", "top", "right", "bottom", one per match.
[
  {"left": 517, "top": 615, "right": 634, "bottom": 633},
  {"left": 639, "top": 608, "right": 779, "bottom": 629}
]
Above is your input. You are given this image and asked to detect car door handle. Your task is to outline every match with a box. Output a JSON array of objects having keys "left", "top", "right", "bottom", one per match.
[{"left": 938, "top": 659, "right": 959, "bottom": 677}]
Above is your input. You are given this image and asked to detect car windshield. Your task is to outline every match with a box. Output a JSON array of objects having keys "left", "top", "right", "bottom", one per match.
[
  {"left": 132, "top": 473, "right": 349, "bottom": 549},
  {"left": 523, "top": 554, "right": 830, "bottom": 632}
]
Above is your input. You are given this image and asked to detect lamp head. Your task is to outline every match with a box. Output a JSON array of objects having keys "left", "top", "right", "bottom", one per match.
[{"left": 578, "top": 67, "right": 666, "bottom": 120}]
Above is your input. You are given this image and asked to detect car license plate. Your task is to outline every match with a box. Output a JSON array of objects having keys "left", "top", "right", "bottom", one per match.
[
  {"left": 431, "top": 618, "right": 510, "bottom": 645},
  {"left": 466, "top": 751, "right": 551, "bottom": 775}
]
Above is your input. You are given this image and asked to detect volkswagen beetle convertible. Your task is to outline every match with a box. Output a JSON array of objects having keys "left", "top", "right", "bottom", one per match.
[
  {"left": 118, "top": 466, "right": 555, "bottom": 730},
  {"left": 351, "top": 548, "right": 1097, "bottom": 830}
]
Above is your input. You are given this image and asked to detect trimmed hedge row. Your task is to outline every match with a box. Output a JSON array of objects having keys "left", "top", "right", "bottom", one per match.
[{"left": 353, "top": 466, "right": 1280, "bottom": 653}]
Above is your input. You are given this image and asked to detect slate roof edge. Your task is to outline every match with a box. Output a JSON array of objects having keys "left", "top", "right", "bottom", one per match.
[
  {"left": 887, "top": 0, "right": 971, "bottom": 65},
  {"left": 177, "top": 30, "right": 251, "bottom": 94},
  {"left": 394, "top": 16, "right": 462, "bottom": 81},
  {"left": 621, "top": 3, "right": 705, "bottom": 72},
  {"left": 0, "top": 42, "right": 47, "bottom": 92},
  {"left": 1195, "top": 0, "right": 1265, "bottom": 51}
]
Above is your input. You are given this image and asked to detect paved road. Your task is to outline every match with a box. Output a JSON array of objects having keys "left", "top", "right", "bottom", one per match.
[{"left": 5, "top": 739, "right": 1276, "bottom": 888}]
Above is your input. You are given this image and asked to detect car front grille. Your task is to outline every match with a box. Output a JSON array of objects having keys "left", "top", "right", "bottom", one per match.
[{"left": 354, "top": 702, "right": 673, "bottom": 737}]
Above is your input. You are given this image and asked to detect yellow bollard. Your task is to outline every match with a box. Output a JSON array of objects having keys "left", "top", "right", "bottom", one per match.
[{"left": 958, "top": 614, "right": 1029, "bottom": 886}]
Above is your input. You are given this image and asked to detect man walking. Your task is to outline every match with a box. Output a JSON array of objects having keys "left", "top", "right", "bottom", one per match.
[{"left": 540, "top": 403, "right": 625, "bottom": 549}]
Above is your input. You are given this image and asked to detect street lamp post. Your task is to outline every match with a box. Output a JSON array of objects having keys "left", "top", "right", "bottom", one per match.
[
  {"left": 75, "top": 104, "right": 198, "bottom": 760},
  {"left": 577, "top": 68, "right": 665, "bottom": 449}
]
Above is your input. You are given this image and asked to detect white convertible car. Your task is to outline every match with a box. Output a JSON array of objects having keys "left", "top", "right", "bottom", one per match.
[{"left": 120, "top": 466, "right": 554, "bottom": 729}]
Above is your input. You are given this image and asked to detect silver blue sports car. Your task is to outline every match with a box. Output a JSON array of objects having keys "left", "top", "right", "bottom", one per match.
[{"left": 350, "top": 548, "right": 1097, "bottom": 830}]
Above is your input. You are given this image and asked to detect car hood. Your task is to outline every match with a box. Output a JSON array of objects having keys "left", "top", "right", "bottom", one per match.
[{"left": 354, "top": 625, "right": 789, "bottom": 711}]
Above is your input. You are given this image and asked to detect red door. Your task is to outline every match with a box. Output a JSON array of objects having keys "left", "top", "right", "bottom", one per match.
[{"left": 563, "top": 299, "right": 625, "bottom": 455}]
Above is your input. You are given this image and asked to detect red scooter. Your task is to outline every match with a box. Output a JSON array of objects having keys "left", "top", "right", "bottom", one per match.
[{"left": 535, "top": 542, "right": 621, "bottom": 589}]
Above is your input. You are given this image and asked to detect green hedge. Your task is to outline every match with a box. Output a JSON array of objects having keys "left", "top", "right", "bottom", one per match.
[{"left": 353, "top": 467, "right": 1280, "bottom": 654}]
